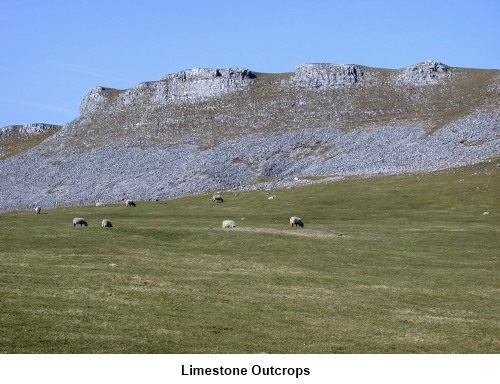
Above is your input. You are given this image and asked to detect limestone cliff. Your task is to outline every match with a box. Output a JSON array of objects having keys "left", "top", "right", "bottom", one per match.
[{"left": 80, "top": 67, "right": 256, "bottom": 115}]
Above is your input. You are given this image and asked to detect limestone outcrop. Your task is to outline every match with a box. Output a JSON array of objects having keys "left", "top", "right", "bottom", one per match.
[
  {"left": 80, "top": 68, "right": 256, "bottom": 115},
  {"left": 288, "top": 63, "right": 370, "bottom": 88},
  {"left": 0, "top": 123, "right": 61, "bottom": 136},
  {"left": 395, "top": 60, "right": 451, "bottom": 85},
  {"left": 78, "top": 61, "right": 458, "bottom": 117},
  {"left": 159, "top": 67, "right": 256, "bottom": 100}
]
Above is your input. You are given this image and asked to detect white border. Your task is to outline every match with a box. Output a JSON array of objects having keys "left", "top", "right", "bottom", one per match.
[{"left": 1, "top": 354, "right": 498, "bottom": 384}]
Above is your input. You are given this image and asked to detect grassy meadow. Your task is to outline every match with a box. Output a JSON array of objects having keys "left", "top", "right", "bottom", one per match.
[{"left": 1, "top": 160, "right": 499, "bottom": 353}]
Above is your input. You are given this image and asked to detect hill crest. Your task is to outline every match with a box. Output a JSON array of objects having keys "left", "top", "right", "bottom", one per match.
[{"left": 79, "top": 60, "right": 456, "bottom": 115}]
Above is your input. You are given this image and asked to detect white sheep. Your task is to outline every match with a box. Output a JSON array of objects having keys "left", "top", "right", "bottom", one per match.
[
  {"left": 95, "top": 202, "right": 105, "bottom": 207},
  {"left": 290, "top": 216, "right": 304, "bottom": 228},
  {"left": 125, "top": 200, "right": 136, "bottom": 207},
  {"left": 212, "top": 194, "right": 224, "bottom": 203},
  {"left": 222, "top": 220, "right": 236, "bottom": 228},
  {"left": 34, "top": 206, "right": 41, "bottom": 214},
  {"left": 73, "top": 218, "right": 88, "bottom": 227},
  {"left": 101, "top": 219, "right": 113, "bottom": 227}
]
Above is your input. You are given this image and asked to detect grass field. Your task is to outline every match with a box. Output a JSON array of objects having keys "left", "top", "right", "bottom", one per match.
[{"left": 1, "top": 160, "right": 499, "bottom": 353}]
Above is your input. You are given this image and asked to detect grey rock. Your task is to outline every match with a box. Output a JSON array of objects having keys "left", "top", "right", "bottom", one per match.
[
  {"left": 80, "top": 68, "right": 256, "bottom": 115},
  {"left": 288, "top": 63, "right": 370, "bottom": 88},
  {"left": 395, "top": 60, "right": 451, "bottom": 85},
  {"left": 1, "top": 112, "right": 498, "bottom": 212},
  {"left": 0, "top": 123, "right": 61, "bottom": 136},
  {"left": 160, "top": 68, "right": 255, "bottom": 102}
]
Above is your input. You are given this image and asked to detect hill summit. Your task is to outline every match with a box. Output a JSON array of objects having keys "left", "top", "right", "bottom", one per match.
[{"left": 0, "top": 60, "right": 499, "bottom": 212}]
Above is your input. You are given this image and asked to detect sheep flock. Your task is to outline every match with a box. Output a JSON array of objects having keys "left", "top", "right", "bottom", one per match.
[{"left": 33, "top": 193, "right": 307, "bottom": 231}]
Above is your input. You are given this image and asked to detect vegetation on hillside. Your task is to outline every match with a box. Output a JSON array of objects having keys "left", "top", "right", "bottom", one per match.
[{"left": 21, "top": 65, "right": 499, "bottom": 156}]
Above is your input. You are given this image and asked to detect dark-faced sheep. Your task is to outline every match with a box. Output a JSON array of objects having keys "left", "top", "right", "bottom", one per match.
[
  {"left": 125, "top": 200, "right": 136, "bottom": 207},
  {"left": 34, "top": 206, "right": 41, "bottom": 214},
  {"left": 73, "top": 218, "right": 88, "bottom": 227},
  {"left": 290, "top": 216, "right": 304, "bottom": 228},
  {"left": 222, "top": 220, "right": 236, "bottom": 228},
  {"left": 101, "top": 219, "right": 113, "bottom": 227},
  {"left": 212, "top": 194, "right": 224, "bottom": 203}
]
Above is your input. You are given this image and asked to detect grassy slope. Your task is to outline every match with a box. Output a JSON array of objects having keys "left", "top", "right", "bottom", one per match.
[
  {"left": 0, "top": 160, "right": 499, "bottom": 353},
  {"left": 0, "top": 128, "right": 61, "bottom": 160}
]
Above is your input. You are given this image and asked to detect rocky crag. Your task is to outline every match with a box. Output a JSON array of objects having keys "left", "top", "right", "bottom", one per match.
[{"left": 0, "top": 60, "right": 498, "bottom": 212}]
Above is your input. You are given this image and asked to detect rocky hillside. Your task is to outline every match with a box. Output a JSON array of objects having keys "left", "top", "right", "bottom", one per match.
[{"left": 0, "top": 60, "right": 499, "bottom": 212}]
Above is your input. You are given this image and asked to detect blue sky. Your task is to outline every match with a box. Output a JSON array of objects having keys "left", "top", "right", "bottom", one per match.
[{"left": 1, "top": 0, "right": 499, "bottom": 127}]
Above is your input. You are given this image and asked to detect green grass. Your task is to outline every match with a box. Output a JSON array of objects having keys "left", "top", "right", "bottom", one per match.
[{"left": 1, "top": 160, "right": 499, "bottom": 353}]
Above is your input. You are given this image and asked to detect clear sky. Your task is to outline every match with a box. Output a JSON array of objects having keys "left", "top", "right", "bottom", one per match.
[{"left": 1, "top": 0, "right": 499, "bottom": 127}]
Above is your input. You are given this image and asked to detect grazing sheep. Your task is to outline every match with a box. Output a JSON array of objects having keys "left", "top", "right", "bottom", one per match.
[
  {"left": 95, "top": 202, "right": 105, "bottom": 207},
  {"left": 290, "top": 216, "right": 304, "bottom": 228},
  {"left": 125, "top": 200, "right": 136, "bottom": 207},
  {"left": 222, "top": 220, "right": 236, "bottom": 228},
  {"left": 212, "top": 194, "right": 224, "bottom": 203},
  {"left": 34, "top": 206, "right": 41, "bottom": 214},
  {"left": 101, "top": 219, "right": 113, "bottom": 227},
  {"left": 73, "top": 218, "right": 88, "bottom": 227}
]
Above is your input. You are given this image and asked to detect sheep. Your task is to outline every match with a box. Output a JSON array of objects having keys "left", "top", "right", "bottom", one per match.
[
  {"left": 34, "top": 206, "right": 41, "bottom": 214},
  {"left": 212, "top": 194, "right": 224, "bottom": 203},
  {"left": 290, "top": 216, "right": 304, "bottom": 228},
  {"left": 125, "top": 200, "right": 136, "bottom": 207},
  {"left": 95, "top": 202, "right": 105, "bottom": 207},
  {"left": 73, "top": 218, "right": 88, "bottom": 227},
  {"left": 222, "top": 220, "right": 236, "bottom": 228},
  {"left": 101, "top": 219, "right": 113, "bottom": 227}
]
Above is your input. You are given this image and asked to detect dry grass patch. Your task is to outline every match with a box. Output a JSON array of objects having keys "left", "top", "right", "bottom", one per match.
[{"left": 234, "top": 226, "right": 342, "bottom": 238}]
